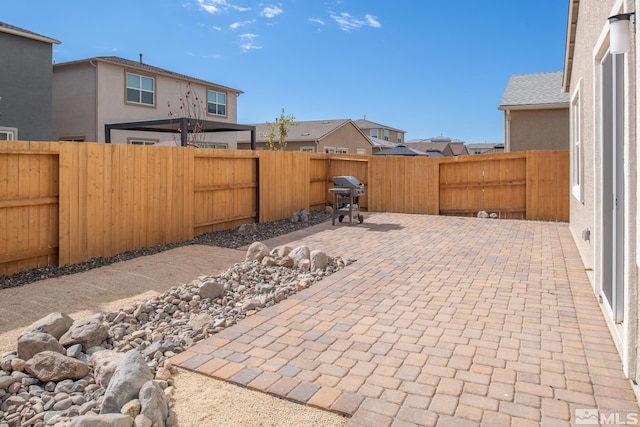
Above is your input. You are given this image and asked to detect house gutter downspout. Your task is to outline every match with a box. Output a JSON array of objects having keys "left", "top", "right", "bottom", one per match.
[
  {"left": 89, "top": 60, "right": 100, "bottom": 142},
  {"left": 505, "top": 109, "right": 511, "bottom": 152}
]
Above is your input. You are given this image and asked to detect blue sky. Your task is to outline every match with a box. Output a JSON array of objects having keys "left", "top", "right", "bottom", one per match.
[{"left": 4, "top": 1, "right": 568, "bottom": 143}]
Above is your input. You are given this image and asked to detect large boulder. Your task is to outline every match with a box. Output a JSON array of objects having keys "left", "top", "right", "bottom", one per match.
[
  {"left": 60, "top": 314, "right": 109, "bottom": 350},
  {"left": 91, "top": 350, "right": 124, "bottom": 388},
  {"left": 270, "top": 245, "right": 292, "bottom": 258},
  {"left": 25, "top": 312, "right": 73, "bottom": 339},
  {"left": 101, "top": 350, "right": 153, "bottom": 414},
  {"left": 24, "top": 351, "right": 89, "bottom": 382},
  {"left": 245, "top": 242, "right": 269, "bottom": 262},
  {"left": 289, "top": 245, "right": 310, "bottom": 268},
  {"left": 17, "top": 331, "right": 65, "bottom": 361},
  {"left": 139, "top": 381, "right": 168, "bottom": 427},
  {"left": 69, "top": 414, "right": 133, "bottom": 427},
  {"left": 198, "top": 279, "right": 225, "bottom": 300},
  {"left": 310, "top": 250, "right": 329, "bottom": 271}
]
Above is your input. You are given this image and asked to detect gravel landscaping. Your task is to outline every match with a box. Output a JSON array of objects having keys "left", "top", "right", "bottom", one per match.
[{"left": 0, "top": 210, "right": 332, "bottom": 291}]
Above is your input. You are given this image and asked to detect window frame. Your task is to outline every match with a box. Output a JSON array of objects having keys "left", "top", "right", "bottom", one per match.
[
  {"left": 384, "top": 130, "right": 389, "bottom": 141},
  {"left": 0, "top": 127, "right": 18, "bottom": 140},
  {"left": 196, "top": 142, "right": 228, "bottom": 149},
  {"left": 337, "top": 147, "right": 349, "bottom": 154},
  {"left": 128, "top": 138, "right": 159, "bottom": 146},
  {"left": 357, "top": 148, "right": 367, "bottom": 155},
  {"left": 571, "top": 82, "right": 582, "bottom": 202},
  {"left": 370, "top": 129, "right": 378, "bottom": 138},
  {"left": 300, "top": 146, "right": 315, "bottom": 152},
  {"left": 207, "top": 89, "right": 227, "bottom": 117},
  {"left": 324, "top": 147, "right": 336, "bottom": 154},
  {"left": 397, "top": 134, "right": 403, "bottom": 144},
  {"left": 125, "top": 71, "right": 156, "bottom": 107}
]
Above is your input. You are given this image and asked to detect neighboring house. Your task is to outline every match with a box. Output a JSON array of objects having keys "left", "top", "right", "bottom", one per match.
[
  {"left": 466, "top": 143, "right": 505, "bottom": 155},
  {"left": 52, "top": 56, "right": 245, "bottom": 147},
  {"left": 563, "top": 0, "right": 639, "bottom": 382},
  {"left": 237, "top": 119, "right": 375, "bottom": 154},
  {"left": 498, "top": 72, "right": 570, "bottom": 152},
  {"left": 405, "top": 136, "right": 469, "bottom": 156},
  {"left": 0, "top": 22, "right": 60, "bottom": 141},
  {"left": 354, "top": 119, "right": 406, "bottom": 145}
]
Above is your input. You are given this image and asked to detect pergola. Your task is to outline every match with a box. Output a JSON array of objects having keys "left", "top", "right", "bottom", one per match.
[{"left": 104, "top": 118, "right": 256, "bottom": 149}]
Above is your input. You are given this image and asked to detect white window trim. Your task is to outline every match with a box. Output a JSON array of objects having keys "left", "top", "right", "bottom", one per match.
[
  {"left": 0, "top": 127, "right": 18, "bottom": 140},
  {"left": 300, "top": 146, "right": 315, "bottom": 152},
  {"left": 357, "top": 149, "right": 367, "bottom": 155},
  {"left": 207, "top": 89, "right": 227, "bottom": 117},
  {"left": 128, "top": 138, "right": 158, "bottom": 146},
  {"left": 324, "top": 146, "right": 336, "bottom": 154},
  {"left": 571, "top": 80, "right": 582, "bottom": 202},
  {"left": 370, "top": 129, "right": 378, "bottom": 138},
  {"left": 337, "top": 147, "right": 349, "bottom": 154},
  {"left": 383, "top": 130, "right": 389, "bottom": 141}
]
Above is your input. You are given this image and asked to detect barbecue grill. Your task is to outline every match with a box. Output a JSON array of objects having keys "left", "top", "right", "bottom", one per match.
[{"left": 329, "top": 176, "right": 365, "bottom": 225}]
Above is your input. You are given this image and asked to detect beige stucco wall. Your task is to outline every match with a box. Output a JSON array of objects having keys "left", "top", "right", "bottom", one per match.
[
  {"left": 52, "top": 62, "right": 97, "bottom": 141},
  {"left": 508, "top": 108, "right": 569, "bottom": 151},
  {"left": 53, "top": 60, "right": 241, "bottom": 146},
  {"left": 568, "top": 0, "right": 638, "bottom": 379}
]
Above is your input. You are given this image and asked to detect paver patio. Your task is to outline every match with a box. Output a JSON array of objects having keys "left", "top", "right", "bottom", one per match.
[{"left": 172, "top": 213, "right": 640, "bottom": 426}]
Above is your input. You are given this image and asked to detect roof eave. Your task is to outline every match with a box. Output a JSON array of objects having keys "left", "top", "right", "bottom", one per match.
[
  {"left": 563, "top": 0, "right": 580, "bottom": 92},
  {"left": 0, "top": 25, "right": 60, "bottom": 45},
  {"left": 498, "top": 102, "right": 569, "bottom": 111}
]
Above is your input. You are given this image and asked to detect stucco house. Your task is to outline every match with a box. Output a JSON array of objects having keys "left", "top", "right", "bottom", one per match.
[
  {"left": 405, "top": 136, "right": 469, "bottom": 156},
  {"left": 354, "top": 119, "right": 406, "bottom": 145},
  {"left": 499, "top": 72, "right": 570, "bottom": 152},
  {"left": 237, "top": 119, "right": 376, "bottom": 154},
  {"left": 563, "top": 0, "right": 640, "bottom": 383},
  {"left": 52, "top": 56, "right": 246, "bottom": 147},
  {"left": 0, "top": 22, "right": 60, "bottom": 141}
]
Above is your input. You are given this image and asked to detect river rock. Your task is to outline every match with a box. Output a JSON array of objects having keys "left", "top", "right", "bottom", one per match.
[
  {"left": 17, "top": 331, "right": 65, "bottom": 361},
  {"left": 310, "top": 250, "right": 329, "bottom": 271},
  {"left": 189, "top": 313, "right": 213, "bottom": 333},
  {"left": 25, "top": 312, "right": 74, "bottom": 340},
  {"left": 101, "top": 350, "right": 153, "bottom": 414},
  {"left": 60, "top": 314, "right": 109, "bottom": 350},
  {"left": 271, "top": 245, "right": 292, "bottom": 258},
  {"left": 24, "top": 351, "right": 89, "bottom": 382},
  {"left": 245, "top": 242, "right": 269, "bottom": 262}
]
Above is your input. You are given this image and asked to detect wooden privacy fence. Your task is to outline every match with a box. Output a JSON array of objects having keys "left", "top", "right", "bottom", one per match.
[{"left": 0, "top": 142, "right": 568, "bottom": 276}]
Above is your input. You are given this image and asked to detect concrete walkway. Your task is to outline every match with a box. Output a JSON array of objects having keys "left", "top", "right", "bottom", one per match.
[{"left": 173, "top": 213, "right": 640, "bottom": 426}]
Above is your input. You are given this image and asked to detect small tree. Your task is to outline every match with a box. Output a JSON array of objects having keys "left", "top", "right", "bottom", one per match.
[
  {"left": 266, "top": 108, "right": 296, "bottom": 151},
  {"left": 167, "top": 82, "right": 206, "bottom": 146}
]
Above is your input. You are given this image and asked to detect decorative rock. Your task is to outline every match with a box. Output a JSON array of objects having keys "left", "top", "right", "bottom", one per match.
[
  {"left": 290, "top": 211, "right": 300, "bottom": 223},
  {"left": 489, "top": 212, "right": 498, "bottom": 219},
  {"left": 299, "top": 208, "right": 309, "bottom": 223},
  {"left": 139, "top": 381, "right": 168, "bottom": 427},
  {"left": 189, "top": 313, "right": 213, "bottom": 333},
  {"left": 477, "top": 210, "right": 489, "bottom": 218},
  {"left": 10, "top": 358, "right": 26, "bottom": 372},
  {"left": 134, "top": 414, "right": 153, "bottom": 427},
  {"left": 69, "top": 413, "right": 134, "bottom": 427},
  {"left": 121, "top": 399, "right": 141, "bottom": 418},
  {"left": 237, "top": 222, "right": 257, "bottom": 237},
  {"left": 299, "top": 259, "right": 311, "bottom": 272},
  {"left": 25, "top": 312, "right": 74, "bottom": 340},
  {"left": 91, "top": 350, "right": 124, "bottom": 388},
  {"left": 60, "top": 314, "right": 109, "bottom": 350},
  {"left": 271, "top": 245, "right": 292, "bottom": 258},
  {"left": 310, "top": 250, "right": 329, "bottom": 271},
  {"left": 24, "top": 351, "right": 89, "bottom": 382},
  {"left": 17, "top": 332, "right": 65, "bottom": 361},
  {"left": 288, "top": 245, "right": 310, "bottom": 267},
  {"left": 67, "top": 344, "right": 83, "bottom": 358},
  {"left": 277, "top": 256, "right": 294, "bottom": 268},
  {"left": 101, "top": 350, "right": 153, "bottom": 414},
  {"left": 245, "top": 241, "right": 270, "bottom": 262},
  {"left": 197, "top": 280, "right": 224, "bottom": 301}
]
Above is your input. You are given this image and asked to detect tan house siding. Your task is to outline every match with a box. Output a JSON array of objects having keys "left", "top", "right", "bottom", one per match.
[
  {"left": 53, "top": 58, "right": 241, "bottom": 147},
  {"left": 508, "top": 108, "right": 569, "bottom": 151},
  {"left": 320, "top": 124, "right": 372, "bottom": 154}
]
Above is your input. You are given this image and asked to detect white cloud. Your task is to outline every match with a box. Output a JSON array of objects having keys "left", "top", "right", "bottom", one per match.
[
  {"left": 230, "top": 19, "right": 254, "bottom": 29},
  {"left": 261, "top": 6, "right": 283, "bottom": 18},
  {"left": 239, "top": 33, "right": 262, "bottom": 52},
  {"left": 308, "top": 18, "right": 325, "bottom": 25},
  {"left": 212, "top": 26, "right": 223, "bottom": 31},
  {"left": 331, "top": 12, "right": 381, "bottom": 31},
  {"left": 196, "top": 0, "right": 251, "bottom": 14}
]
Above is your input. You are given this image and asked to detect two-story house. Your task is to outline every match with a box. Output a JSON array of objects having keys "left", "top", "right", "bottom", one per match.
[
  {"left": 52, "top": 56, "right": 248, "bottom": 147},
  {"left": 0, "top": 22, "right": 60, "bottom": 141},
  {"left": 354, "top": 119, "right": 406, "bottom": 145}
]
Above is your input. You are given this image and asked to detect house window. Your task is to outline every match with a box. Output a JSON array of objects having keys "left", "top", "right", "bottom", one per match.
[
  {"left": 300, "top": 147, "right": 315, "bottom": 152},
  {"left": 0, "top": 127, "right": 18, "bottom": 140},
  {"left": 324, "top": 147, "right": 336, "bottom": 154},
  {"left": 571, "top": 87, "right": 581, "bottom": 201},
  {"left": 384, "top": 130, "right": 389, "bottom": 141},
  {"left": 197, "top": 143, "right": 228, "bottom": 149},
  {"left": 207, "top": 90, "right": 226, "bottom": 116},
  {"left": 357, "top": 149, "right": 367, "bottom": 155},
  {"left": 370, "top": 129, "right": 378, "bottom": 138},
  {"left": 337, "top": 147, "right": 349, "bottom": 154},
  {"left": 60, "top": 136, "right": 85, "bottom": 142},
  {"left": 128, "top": 139, "right": 157, "bottom": 145},
  {"left": 397, "top": 134, "right": 402, "bottom": 144},
  {"left": 126, "top": 73, "right": 155, "bottom": 106}
]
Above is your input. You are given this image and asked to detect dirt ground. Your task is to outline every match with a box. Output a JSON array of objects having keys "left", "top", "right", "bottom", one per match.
[{"left": 0, "top": 245, "right": 348, "bottom": 426}]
